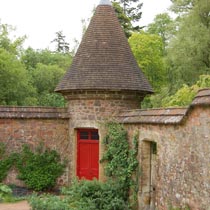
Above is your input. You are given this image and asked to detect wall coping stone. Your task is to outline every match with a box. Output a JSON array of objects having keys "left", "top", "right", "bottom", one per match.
[
  {"left": 191, "top": 88, "right": 210, "bottom": 106},
  {"left": 0, "top": 106, "right": 69, "bottom": 119},
  {"left": 117, "top": 107, "right": 188, "bottom": 124},
  {"left": 0, "top": 89, "right": 209, "bottom": 122},
  {"left": 118, "top": 88, "right": 210, "bottom": 124}
]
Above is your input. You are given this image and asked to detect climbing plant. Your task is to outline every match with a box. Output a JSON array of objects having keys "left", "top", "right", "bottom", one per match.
[
  {"left": 0, "top": 142, "right": 66, "bottom": 191},
  {"left": 0, "top": 143, "right": 17, "bottom": 182},
  {"left": 101, "top": 122, "right": 139, "bottom": 208},
  {"left": 29, "top": 122, "right": 140, "bottom": 210},
  {"left": 16, "top": 143, "right": 66, "bottom": 191}
]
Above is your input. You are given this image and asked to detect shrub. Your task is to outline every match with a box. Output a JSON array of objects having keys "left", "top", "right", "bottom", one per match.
[
  {"left": 16, "top": 143, "right": 66, "bottom": 191},
  {"left": 29, "top": 122, "right": 139, "bottom": 209},
  {"left": 0, "top": 184, "right": 12, "bottom": 202},
  {"left": 30, "top": 179, "right": 130, "bottom": 210},
  {"left": 63, "top": 179, "right": 130, "bottom": 209},
  {"left": 29, "top": 194, "right": 70, "bottom": 210},
  {"left": 0, "top": 143, "right": 18, "bottom": 182}
]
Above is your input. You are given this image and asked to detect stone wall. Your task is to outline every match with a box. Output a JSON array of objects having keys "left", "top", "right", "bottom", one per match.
[
  {"left": 0, "top": 106, "right": 70, "bottom": 186},
  {"left": 65, "top": 90, "right": 143, "bottom": 181},
  {"left": 119, "top": 89, "right": 210, "bottom": 210},
  {"left": 0, "top": 89, "right": 209, "bottom": 210}
]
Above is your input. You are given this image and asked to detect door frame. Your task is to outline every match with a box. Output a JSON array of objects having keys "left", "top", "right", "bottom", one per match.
[{"left": 76, "top": 128, "right": 99, "bottom": 180}]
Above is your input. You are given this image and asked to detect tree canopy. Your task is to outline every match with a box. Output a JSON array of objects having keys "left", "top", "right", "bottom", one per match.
[
  {"left": 129, "top": 32, "right": 166, "bottom": 90},
  {"left": 112, "top": 0, "right": 143, "bottom": 37},
  {"left": 0, "top": 22, "right": 73, "bottom": 107},
  {"left": 166, "top": 0, "right": 210, "bottom": 89},
  {"left": 0, "top": 0, "right": 209, "bottom": 108}
]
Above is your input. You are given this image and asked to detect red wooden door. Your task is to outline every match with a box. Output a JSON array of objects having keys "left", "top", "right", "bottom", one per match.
[{"left": 77, "top": 129, "right": 99, "bottom": 180}]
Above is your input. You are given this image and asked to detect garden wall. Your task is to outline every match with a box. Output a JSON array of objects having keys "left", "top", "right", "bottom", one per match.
[
  {"left": 0, "top": 89, "right": 209, "bottom": 210},
  {"left": 118, "top": 89, "right": 210, "bottom": 210},
  {"left": 0, "top": 107, "right": 70, "bottom": 186}
]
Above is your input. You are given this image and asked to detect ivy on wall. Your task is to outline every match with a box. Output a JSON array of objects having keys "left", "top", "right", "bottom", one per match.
[
  {"left": 0, "top": 142, "right": 66, "bottom": 191},
  {"left": 27, "top": 122, "right": 141, "bottom": 210},
  {"left": 101, "top": 122, "right": 140, "bottom": 208},
  {"left": 0, "top": 143, "right": 17, "bottom": 182}
]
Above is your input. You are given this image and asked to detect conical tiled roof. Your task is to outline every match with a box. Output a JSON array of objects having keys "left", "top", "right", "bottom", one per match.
[{"left": 55, "top": 1, "right": 153, "bottom": 94}]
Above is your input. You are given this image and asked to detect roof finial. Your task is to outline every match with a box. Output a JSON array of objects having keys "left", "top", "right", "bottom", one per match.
[{"left": 99, "top": 0, "right": 112, "bottom": 6}]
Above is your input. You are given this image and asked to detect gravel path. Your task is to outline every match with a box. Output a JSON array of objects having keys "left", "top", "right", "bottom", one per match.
[{"left": 0, "top": 200, "right": 30, "bottom": 210}]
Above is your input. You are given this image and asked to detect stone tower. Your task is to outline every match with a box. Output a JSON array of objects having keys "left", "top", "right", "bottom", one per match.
[{"left": 55, "top": 0, "right": 153, "bottom": 180}]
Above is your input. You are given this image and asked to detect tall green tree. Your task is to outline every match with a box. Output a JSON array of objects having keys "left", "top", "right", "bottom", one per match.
[
  {"left": 21, "top": 48, "right": 72, "bottom": 107},
  {"left": 161, "top": 74, "right": 210, "bottom": 107},
  {"left": 129, "top": 32, "right": 167, "bottom": 90},
  {"left": 147, "top": 13, "right": 175, "bottom": 51},
  {"left": 0, "top": 22, "right": 36, "bottom": 105},
  {"left": 166, "top": 0, "right": 210, "bottom": 89},
  {"left": 51, "top": 31, "right": 70, "bottom": 53},
  {"left": 22, "top": 48, "right": 72, "bottom": 71},
  {"left": 0, "top": 48, "right": 36, "bottom": 105},
  {"left": 112, "top": 0, "right": 143, "bottom": 37},
  {"left": 0, "top": 21, "right": 26, "bottom": 56},
  {"left": 31, "top": 63, "right": 66, "bottom": 107},
  {"left": 113, "top": 0, "right": 142, "bottom": 24},
  {"left": 170, "top": 0, "right": 194, "bottom": 14}
]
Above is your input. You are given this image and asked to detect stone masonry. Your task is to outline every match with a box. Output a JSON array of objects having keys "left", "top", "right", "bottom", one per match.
[
  {"left": 0, "top": 89, "right": 209, "bottom": 209},
  {"left": 0, "top": 107, "right": 70, "bottom": 186},
  {"left": 118, "top": 89, "right": 210, "bottom": 210},
  {"left": 0, "top": 0, "right": 209, "bottom": 209}
]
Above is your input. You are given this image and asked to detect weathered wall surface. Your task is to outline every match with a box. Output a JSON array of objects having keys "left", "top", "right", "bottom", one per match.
[
  {"left": 65, "top": 90, "right": 143, "bottom": 181},
  {"left": 120, "top": 89, "right": 210, "bottom": 210},
  {"left": 0, "top": 89, "right": 209, "bottom": 210},
  {"left": 0, "top": 107, "right": 70, "bottom": 186}
]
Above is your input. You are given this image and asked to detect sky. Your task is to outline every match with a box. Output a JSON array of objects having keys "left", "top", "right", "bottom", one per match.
[{"left": 0, "top": 0, "right": 172, "bottom": 50}]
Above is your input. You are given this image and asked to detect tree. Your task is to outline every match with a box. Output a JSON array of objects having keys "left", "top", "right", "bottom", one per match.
[
  {"left": 0, "top": 48, "right": 36, "bottom": 105},
  {"left": 166, "top": 0, "right": 210, "bottom": 89},
  {"left": 0, "top": 21, "right": 71, "bottom": 107},
  {"left": 112, "top": 0, "right": 143, "bottom": 37},
  {"left": 161, "top": 74, "right": 210, "bottom": 107},
  {"left": 32, "top": 63, "right": 65, "bottom": 94},
  {"left": 21, "top": 48, "right": 72, "bottom": 106},
  {"left": 51, "top": 31, "right": 70, "bottom": 53},
  {"left": 129, "top": 32, "right": 167, "bottom": 90},
  {"left": 112, "top": 2, "right": 132, "bottom": 37},
  {"left": 0, "top": 22, "right": 36, "bottom": 105},
  {"left": 0, "top": 21, "right": 26, "bottom": 56},
  {"left": 112, "top": 0, "right": 142, "bottom": 24},
  {"left": 147, "top": 13, "right": 175, "bottom": 51},
  {"left": 31, "top": 63, "right": 66, "bottom": 107},
  {"left": 170, "top": 0, "right": 195, "bottom": 15},
  {"left": 22, "top": 48, "right": 72, "bottom": 71}
]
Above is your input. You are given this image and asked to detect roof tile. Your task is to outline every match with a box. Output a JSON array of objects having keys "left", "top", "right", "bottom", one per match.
[{"left": 55, "top": 4, "right": 153, "bottom": 94}]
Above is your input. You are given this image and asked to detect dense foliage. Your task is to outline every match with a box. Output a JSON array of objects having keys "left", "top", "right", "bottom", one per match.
[
  {"left": 101, "top": 122, "right": 139, "bottom": 209},
  {"left": 112, "top": 0, "right": 143, "bottom": 37},
  {"left": 0, "top": 143, "right": 17, "bottom": 182},
  {"left": 16, "top": 144, "right": 66, "bottom": 191},
  {"left": 0, "top": 23, "right": 72, "bottom": 106},
  {"left": 0, "top": 143, "right": 66, "bottom": 191},
  {"left": 140, "top": 0, "right": 209, "bottom": 107},
  {"left": 0, "top": 184, "right": 13, "bottom": 202},
  {"left": 129, "top": 32, "right": 166, "bottom": 90},
  {"left": 29, "top": 122, "right": 139, "bottom": 210},
  {"left": 0, "top": 0, "right": 209, "bottom": 108},
  {"left": 29, "top": 179, "right": 131, "bottom": 210}
]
